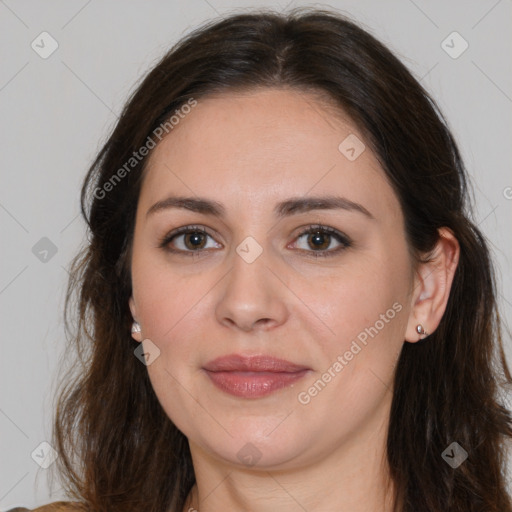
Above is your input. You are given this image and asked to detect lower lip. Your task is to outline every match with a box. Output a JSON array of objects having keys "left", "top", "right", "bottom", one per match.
[{"left": 203, "top": 369, "right": 309, "bottom": 398}]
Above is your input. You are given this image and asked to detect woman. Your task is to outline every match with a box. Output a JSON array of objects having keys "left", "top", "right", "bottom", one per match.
[{"left": 19, "top": 7, "right": 512, "bottom": 512}]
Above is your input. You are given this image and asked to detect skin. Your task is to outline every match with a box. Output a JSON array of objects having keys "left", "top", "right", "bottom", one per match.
[{"left": 128, "top": 87, "right": 460, "bottom": 512}]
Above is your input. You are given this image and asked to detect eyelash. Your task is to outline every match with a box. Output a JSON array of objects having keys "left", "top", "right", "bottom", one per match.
[{"left": 157, "top": 224, "right": 352, "bottom": 258}]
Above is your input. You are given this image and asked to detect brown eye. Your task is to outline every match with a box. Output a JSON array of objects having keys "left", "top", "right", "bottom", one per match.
[
  {"left": 159, "top": 225, "right": 222, "bottom": 254},
  {"left": 292, "top": 225, "right": 352, "bottom": 257},
  {"left": 183, "top": 231, "right": 207, "bottom": 250},
  {"left": 306, "top": 231, "right": 331, "bottom": 250}
]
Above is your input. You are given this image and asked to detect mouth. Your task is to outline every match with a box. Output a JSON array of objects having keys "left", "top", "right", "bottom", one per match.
[{"left": 202, "top": 354, "right": 311, "bottom": 398}]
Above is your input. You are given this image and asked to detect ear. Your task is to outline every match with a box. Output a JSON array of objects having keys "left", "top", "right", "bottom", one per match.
[
  {"left": 129, "top": 295, "right": 142, "bottom": 342},
  {"left": 405, "top": 227, "right": 460, "bottom": 343}
]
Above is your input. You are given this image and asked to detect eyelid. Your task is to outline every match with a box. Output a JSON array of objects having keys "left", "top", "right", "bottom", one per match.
[
  {"left": 158, "top": 223, "right": 352, "bottom": 257},
  {"left": 289, "top": 224, "right": 352, "bottom": 258},
  {"left": 157, "top": 224, "right": 221, "bottom": 252}
]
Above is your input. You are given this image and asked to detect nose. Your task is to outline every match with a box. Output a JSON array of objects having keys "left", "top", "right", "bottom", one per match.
[{"left": 215, "top": 244, "right": 289, "bottom": 333}]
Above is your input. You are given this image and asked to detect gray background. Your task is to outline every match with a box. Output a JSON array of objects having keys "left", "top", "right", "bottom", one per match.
[{"left": 1, "top": 0, "right": 511, "bottom": 508}]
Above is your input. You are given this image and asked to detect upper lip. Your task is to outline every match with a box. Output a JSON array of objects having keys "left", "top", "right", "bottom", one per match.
[{"left": 203, "top": 354, "right": 310, "bottom": 373}]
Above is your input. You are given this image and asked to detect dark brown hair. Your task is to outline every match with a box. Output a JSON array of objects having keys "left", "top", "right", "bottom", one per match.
[{"left": 50, "top": 7, "right": 512, "bottom": 511}]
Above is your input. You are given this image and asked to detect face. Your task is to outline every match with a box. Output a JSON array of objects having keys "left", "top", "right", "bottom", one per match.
[{"left": 129, "top": 88, "right": 417, "bottom": 470}]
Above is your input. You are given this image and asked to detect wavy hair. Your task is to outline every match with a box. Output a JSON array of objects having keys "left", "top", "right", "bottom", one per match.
[{"left": 50, "top": 7, "right": 512, "bottom": 511}]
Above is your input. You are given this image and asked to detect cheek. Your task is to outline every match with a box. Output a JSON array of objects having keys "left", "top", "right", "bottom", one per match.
[
  {"left": 295, "top": 250, "right": 410, "bottom": 403},
  {"left": 300, "top": 253, "right": 409, "bottom": 344},
  {"left": 131, "top": 261, "right": 212, "bottom": 430},
  {"left": 131, "top": 248, "right": 212, "bottom": 340}
]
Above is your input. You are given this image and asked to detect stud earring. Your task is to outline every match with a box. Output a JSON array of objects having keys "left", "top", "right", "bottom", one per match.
[
  {"left": 416, "top": 324, "right": 429, "bottom": 337},
  {"left": 131, "top": 321, "right": 141, "bottom": 334}
]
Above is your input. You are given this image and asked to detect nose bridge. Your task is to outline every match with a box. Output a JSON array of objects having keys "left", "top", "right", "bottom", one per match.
[{"left": 215, "top": 234, "right": 288, "bottom": 331}]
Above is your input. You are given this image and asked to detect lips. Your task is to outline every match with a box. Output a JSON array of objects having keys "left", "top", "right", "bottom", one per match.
[
  {"left": 202, "top": 354, "right": 311, "bottom": 398},
  {"left": 203, "top": 354, "right": 309, "bottom": 373}
]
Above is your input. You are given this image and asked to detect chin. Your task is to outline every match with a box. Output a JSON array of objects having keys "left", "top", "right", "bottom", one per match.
[{"left": 190, "top": 417, "right": 314, "bottom": 469}]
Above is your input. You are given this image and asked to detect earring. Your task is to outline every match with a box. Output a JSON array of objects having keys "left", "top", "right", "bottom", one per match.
[
  {"left": 131, "top": 321, "right": 141, "bottom": 334},
  {"left": 416, "top": 324, "right": 429, "bottom": 337}
]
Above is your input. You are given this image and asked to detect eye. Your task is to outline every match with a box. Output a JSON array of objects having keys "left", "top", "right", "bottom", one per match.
[
  {"left": 158, "top": 225, "right": 222, "bottom": 254},
  {"left": 291, "top": 225, "right": 352, "bottom": 257},
  {"left": 158, "top": 223, "right": 352, "bottom": 258}
]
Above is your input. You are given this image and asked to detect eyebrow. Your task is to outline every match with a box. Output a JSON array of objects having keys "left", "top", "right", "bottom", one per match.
[{"left": 146, "top": 195, "right": 375, "bottom": 220}]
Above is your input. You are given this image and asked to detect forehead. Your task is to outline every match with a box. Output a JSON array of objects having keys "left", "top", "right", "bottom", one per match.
[{"left": 139, "top": 88, "right": 402, "bottom": 225}]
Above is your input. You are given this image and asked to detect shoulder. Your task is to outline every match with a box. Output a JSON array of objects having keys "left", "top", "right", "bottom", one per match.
[{"left": 6, "top": 502, "right": 86, "bottom": 512}]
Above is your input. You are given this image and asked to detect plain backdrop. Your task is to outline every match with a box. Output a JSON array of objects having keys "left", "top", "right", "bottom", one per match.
[{"left": 1, "top": 0, "right": 511, "bottom": 508}]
